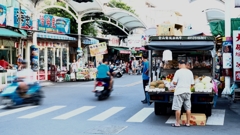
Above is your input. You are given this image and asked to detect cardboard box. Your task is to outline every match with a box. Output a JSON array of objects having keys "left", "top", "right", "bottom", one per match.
[
  {"left": 181, "top": 113, "right": 206, "bottom": 126},
  {"left": 156, "top": 23, "right": 183, "bottom": 36}
]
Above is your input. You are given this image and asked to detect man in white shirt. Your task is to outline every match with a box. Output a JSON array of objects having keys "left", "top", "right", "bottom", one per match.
[
  {"left": 16, "top": 60, "right": 34, "bottom": 97},
  {"left": 171, "top": 59, "right": 194, "bottom": 127}
]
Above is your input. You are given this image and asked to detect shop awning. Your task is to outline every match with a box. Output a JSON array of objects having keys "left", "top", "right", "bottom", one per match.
[
  {"left": 147, "top": 41, "right": 215, "bottom": 51},
  {"left": 113, "top": 47, "right": 131, "bottom": 54},
  {"left": 0, "top": 28, "right": 26, "bottom": 38},
  {"left": 37, "top": 32, "right": 76, "bottom": 41},
  {"left": 82, "top": 37, "right": 99, "bottom": 45},
  {"left": 146, "top": 36, "right": 215, "bottom": 51}
]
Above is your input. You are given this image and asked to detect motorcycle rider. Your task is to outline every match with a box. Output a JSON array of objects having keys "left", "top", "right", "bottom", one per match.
[
  {"left": 16, "top": 60, "right": 35, "bottom": 98},
  {"left": 92, "top": 59, "right": 112, "bottom": 92}
]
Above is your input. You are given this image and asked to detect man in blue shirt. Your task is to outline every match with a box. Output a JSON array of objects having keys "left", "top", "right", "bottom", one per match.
[
  {"left": 141, "top": 54, "right": 149, "bottom": 104},
  {"left": 92, "top": 59, "right": 111, "bottom": 92}
]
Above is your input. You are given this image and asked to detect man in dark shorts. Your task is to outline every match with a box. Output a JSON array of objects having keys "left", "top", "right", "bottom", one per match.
[
  {"left": 92, "top": 59, "right": 111, "bottom": 92},
  {"left": 141, "top": 54, "right": 149, "bottom": 104},
  {"left": 171, "top": 59, "right": 194, "bottom": 127}
]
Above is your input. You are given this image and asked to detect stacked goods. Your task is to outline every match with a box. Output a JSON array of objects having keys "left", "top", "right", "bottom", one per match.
[
  {"left": 194, "top": 76, "right": 213, "bottom": 92},
  {"left": 163, "top": 60, "right": 178, "bottom": 69},
  {"left": 148, "top": 80, "right": 166, "bottom": 92}
]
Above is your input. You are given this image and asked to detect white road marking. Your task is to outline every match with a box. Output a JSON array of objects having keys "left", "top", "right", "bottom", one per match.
[
  {"left": 126, "top": 108, "right": 154, "bottom": 122},
  {"left": 53, "top": 106, "right": 95, "bottom": 120},
  {"left": 165, "top": 116, "right": 176, "bottom": 124},
  {"left": 206, "top": 109, "right": 225, "bottom": 126},
  {"left": 88, "top": 107, "right": 125, "bottom": 121},
  {"left": 0, "top": 105, "right": 5, "bottom": 110},
  {"left": 0, "top": 106, "right": 37, "bottom": 117},
  {"left": 166, "top": 109, "right": 226, "bottom": 126},
  {"left": 18, "top": 106, "right": 65, "bottom": 119}
]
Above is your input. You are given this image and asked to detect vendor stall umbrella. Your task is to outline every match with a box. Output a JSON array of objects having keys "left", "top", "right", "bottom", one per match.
[{"left": 162, "top": 50, "right": 172, "bottom": 61}]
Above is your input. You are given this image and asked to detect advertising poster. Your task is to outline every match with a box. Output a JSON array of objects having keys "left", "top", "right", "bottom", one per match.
[
  {"left": 89, "top": 42, "right": 108, "bottom": 56},
  {"left": 222, "top": 40, "right": 232, "bottom": 53},
  {"left": 233, "top": 31, "right": 240, "bottom": 81},
  {"left": 95, "top": 54, "right": 103, "bottom": 67},
  {"left": 13, "top": 8, "right": 33, "bottom": 29},
  {"left": 38, "top": 13, "right": 70, "bottom": 34},
  {"left": 0, "top": 4, "right": 7, "bottom": 27},
  {"left": 222, "top": 53, "right": 232, "bottom": 69}
]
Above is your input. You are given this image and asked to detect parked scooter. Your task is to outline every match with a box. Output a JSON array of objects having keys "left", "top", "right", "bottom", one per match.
[
  {"left": 95, "top": 80, "right": 113, "bottom": 100},
  {"left": 0, "top": 78, "right": 44, "bottom": 108},
  {"left": 111, "top": 66, "right": 123, "bottom": 78}
]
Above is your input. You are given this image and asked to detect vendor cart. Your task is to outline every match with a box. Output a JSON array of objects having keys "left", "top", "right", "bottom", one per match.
[{"left": 145, "top": 36, "right": 217, "bottom": 117}]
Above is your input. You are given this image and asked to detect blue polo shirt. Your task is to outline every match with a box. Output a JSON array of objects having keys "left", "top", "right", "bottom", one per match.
[
  {"left": 97, "top": 64, "right": 109, "bottom": 78},
  {"left": 142, "top": 61, "right": 149, "bottom": 80}
]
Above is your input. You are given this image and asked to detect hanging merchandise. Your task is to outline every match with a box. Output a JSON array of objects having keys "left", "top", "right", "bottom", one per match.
[{"left": 30, "top": 45, "right": 39, "bottom": 71}]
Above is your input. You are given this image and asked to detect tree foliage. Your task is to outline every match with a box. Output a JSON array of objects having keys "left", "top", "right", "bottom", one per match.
[
  {"left": 97, "top": 0, "right": 137, "bottom": 36},
  {"left": 44, "top": 2, "right": 97, "bottom": 36}
]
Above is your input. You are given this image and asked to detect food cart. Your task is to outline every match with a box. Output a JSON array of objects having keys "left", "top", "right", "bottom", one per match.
[{"left": 145, "top": 36, "right": 216, "bottom": 117}]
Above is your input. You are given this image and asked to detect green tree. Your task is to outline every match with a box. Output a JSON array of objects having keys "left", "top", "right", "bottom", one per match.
[
  {"left": 43, "top": 2, "right": 97, "bottom": 36},
  {"left": 97, "top": 0, "right": 137, "bottom": 36}
]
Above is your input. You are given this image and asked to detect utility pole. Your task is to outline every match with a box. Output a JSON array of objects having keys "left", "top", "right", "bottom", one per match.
[{"left": 18, "top": 3, "right": 22, "bottom": 58}]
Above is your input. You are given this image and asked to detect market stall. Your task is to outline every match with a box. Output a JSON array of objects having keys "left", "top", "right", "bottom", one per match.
[{"left": 145, "top": 36, "right": 217, "bottom": 117}]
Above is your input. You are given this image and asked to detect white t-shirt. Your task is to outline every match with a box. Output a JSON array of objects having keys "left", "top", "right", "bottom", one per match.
[
  {"left": 172, "top": 68, "right": 194, "bottom": 95},
  {"left": 16, "top": 68, "right": 34, "bottom": 84}
]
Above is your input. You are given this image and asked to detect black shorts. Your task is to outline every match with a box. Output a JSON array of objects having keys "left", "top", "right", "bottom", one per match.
[{"left": 96, "top": 78, "right": 110, "bottom": 83}]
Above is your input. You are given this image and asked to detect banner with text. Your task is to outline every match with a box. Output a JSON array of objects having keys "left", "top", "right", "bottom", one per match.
[
  {"left": 38, "top": 13, "right": 70, "bottom": 34},
  {"left": 89, "top": 42, "right": 108, "bottom": 56},
  {"left": 0, "top": 4, "right": 7, "bottom": 27}
]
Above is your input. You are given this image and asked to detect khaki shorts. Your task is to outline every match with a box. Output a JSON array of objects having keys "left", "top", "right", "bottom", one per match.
[{"left": 172, "top": 93, "right": 191, "bottom": 111}]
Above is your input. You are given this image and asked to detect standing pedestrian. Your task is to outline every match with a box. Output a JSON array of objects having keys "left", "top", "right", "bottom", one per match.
[
  {"left": 141, "top": 54, "right": 149, "bottom": 104},
  {"left": 71, "top": 59, "right": 78, "bottom": 81},
  {"left": 171, "top": 59, "right": 194, "bottom": 127}
]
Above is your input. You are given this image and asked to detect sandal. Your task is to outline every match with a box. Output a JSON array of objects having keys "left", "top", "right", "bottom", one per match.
[
  {"left": 184, "top": 124, "right": 190, "bottom": 127},
  {"left": 171, "top": 124, "right": 180, "bottom": 127}
]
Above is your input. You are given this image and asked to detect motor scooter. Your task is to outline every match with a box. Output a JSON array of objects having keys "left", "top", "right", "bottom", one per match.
[
  {"left": 95, "top": 80, "right": 113, "bottom": 100},
  {"left": 111, "top": 66, "right": 123, "bottom": 78},
  {"left": 0, "top": 78, "right": 44, "bottom": 108}
]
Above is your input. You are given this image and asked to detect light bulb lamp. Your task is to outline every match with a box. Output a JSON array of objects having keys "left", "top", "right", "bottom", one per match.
[{"left": 162, "top": 50, "right": 172, "bottom": 61}]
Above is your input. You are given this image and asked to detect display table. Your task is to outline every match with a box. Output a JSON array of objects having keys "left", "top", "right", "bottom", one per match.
[{"left": 76, "top": 68, "right": 97, "bottom": 80}]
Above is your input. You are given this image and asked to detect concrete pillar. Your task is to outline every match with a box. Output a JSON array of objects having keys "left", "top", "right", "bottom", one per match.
[
  {"left": 78, "top": 14, "right": 83, "bottom": 48},
  {"left": 44, "top": 47, "right": 48, "bottom": 80},
  {"left": 225, "top": 0, "right": 232, "bottom": 37},
  {"left": 32, "top": 12, "right": 38, "bottom": 81},
  {"left": 223, "top": 0, "right": 233, "bottom": 95},
  {"left": 67, "top": 45, "right": 69, "bottom": 70}
]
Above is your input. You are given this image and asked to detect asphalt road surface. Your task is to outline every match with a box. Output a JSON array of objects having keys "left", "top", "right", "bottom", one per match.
[{"left": 0, "top": 75, "right": 239, "bottom": 135}]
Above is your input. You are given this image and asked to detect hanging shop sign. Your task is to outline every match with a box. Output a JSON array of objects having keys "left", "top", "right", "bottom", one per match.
[
  {"left": 89, "top": 42, "right": 108, "bottom": 56},
  {"left": 233, "top": 31, "right": 240, "bottom": 81},
  {"left": 108, "top": 35, "right": 120, "bottom": 46},
  {"left": 0, "top": 4, "right": 7, "bottom": 27},
  {"left": 38, "top": 13, "right": 70, "bottom": 34},
  {"left": 127, "top": 34, "right": 142, "bottom": 47},
  {"left": 13, "top": 7, "right": 33, "bottom": 29},
  {"left": 149, "top": 36, "right": 215, "bottom": 41}
]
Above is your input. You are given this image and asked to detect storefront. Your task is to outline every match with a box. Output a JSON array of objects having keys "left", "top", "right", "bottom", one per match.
[{"left": 26, "top": 32, "right": 76, "bottom": 81}]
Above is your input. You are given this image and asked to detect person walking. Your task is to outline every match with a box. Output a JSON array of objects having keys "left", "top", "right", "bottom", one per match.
[
  {"left": 171, "top": 59, "right": 194, "bottom": 127},
  {"left": 141, "top": 54, "right": 149, "bottom": 104}
]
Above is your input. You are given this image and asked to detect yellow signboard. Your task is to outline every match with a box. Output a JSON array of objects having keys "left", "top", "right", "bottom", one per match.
[{"left": 89, "top": 42, "right": 108, "bottom": 56}]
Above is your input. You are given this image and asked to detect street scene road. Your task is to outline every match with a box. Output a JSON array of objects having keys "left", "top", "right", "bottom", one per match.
[{"left": 0, "top": 75, "right": 240, "bottom": 135}]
